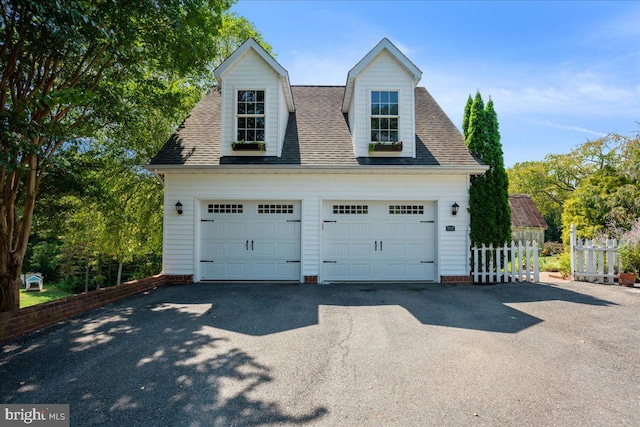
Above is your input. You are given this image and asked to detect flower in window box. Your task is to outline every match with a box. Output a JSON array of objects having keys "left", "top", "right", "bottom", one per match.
[
  {"left": 231, "top": 141, "right": 266, "bottom": 151},
  {"left": 368, "top": 141, "right": 403, "bottom": 154}
]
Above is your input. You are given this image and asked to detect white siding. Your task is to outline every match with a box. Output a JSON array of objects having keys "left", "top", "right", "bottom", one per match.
[
  {"left": 302, "top": 197, "right": 321, "bottom": 277},
  {"left": 162, "top": 171, "right": 471, "bottom": 281},
  {"left": 219, "top": 49, "right": 285, "bottom": 157},
  {"left": 350, "top": 51, "right": 416, "bottom": 158}
]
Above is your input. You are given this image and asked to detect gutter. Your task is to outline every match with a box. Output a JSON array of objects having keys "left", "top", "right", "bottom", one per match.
[{"left": 144, "top": 164, "right": 489, "bottom": 175}]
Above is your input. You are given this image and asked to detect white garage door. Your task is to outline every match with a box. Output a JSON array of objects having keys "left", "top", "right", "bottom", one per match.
[
  {"left": 322, "top": 201, "right": 436, "bottom": 282},
  {"left": 200, "top": 201, "right": 301, "bottom": 281}
]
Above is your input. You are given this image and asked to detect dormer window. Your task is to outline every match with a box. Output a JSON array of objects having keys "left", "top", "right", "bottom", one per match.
[
  {"left": 370, "top": 91, "right": 398, "bottom": 142},
  {"left": 237, "top": 90, "right": 265, "bottom": 142}
]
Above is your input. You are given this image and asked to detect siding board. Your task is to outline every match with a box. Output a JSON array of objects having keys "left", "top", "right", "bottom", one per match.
[{"left": 163, "top": 172, "right": 471, "bottom": 280}]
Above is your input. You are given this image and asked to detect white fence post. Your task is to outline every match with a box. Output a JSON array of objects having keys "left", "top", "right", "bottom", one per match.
[
  {"left": 510, "top": 241, "right": 516, "bottom": 283},
  {"left": 570, "top": 224, "right": 576, "bottom": 280},
  {"left": 569, "top": 225, "right": 619, "bottom": 284},
  {"left": 533, "top": 241, "right": 539, "bottom": 283},
  {"left": 471, "top": 240, "right": 540, "bottom": 284}
]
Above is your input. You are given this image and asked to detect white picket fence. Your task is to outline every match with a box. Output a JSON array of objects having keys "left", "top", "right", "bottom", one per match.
[
  {"left": 472, "top": 241, "right": 540, "bottom": 284},
  {"left": 569, "top": 224, "right": 618, "bottom": 284}
]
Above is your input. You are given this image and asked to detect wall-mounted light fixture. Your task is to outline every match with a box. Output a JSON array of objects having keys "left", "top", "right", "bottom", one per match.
[
  {"left": 451, "top": 202, "right": 459, "bottom": 216},
  {"left": 175, "top": 201, "right": 183, "bottom": 215}
]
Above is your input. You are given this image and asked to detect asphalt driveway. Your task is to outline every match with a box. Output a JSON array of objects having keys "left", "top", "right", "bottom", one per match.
[{"left": 1, "top": 280, "right": 639, "bottom": 426}]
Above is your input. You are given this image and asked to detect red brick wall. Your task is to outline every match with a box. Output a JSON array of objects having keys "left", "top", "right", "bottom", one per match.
[
  {"left": 304, "top": 276, "right": 318, "bottom": 284},
  {"left": 0, "top": 274, "right": 170, "bottom": 344},
  {"left": 164, "top": 274, "right": 194, "bottom": 284},
  {"left": 441, "top": 275, "right": 474, "bottom": 284}
]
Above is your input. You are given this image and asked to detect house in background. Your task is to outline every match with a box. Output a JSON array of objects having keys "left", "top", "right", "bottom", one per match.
[
  {"left": 148, "top": 38, "right": 487, "bottom": 284},
  {"left": 21, "top": 272, "right": 44, "bottom": 292},
  {"left": 509, "top": 194, "right": 548, "bottom": 244}
]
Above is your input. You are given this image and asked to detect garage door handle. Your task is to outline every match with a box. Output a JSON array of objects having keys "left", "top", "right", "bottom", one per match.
[
  {"left": 251, "top": 240, "right": 254, "bottom": 251},
  {"left": 246, "top": 240, "right": 248, "bottom": 250},
  {"left": 380, "top": 241, "right": 383, "bottom": 251},
  {"left": 375, "top": 241, "right": 377, "bottom": 251}
]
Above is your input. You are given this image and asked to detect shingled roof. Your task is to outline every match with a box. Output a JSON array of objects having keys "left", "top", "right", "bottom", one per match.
[
  {"left": 149, "top": 85, "right": 483, "bottom": 168},
  {"left": 509, "top": 194, "right": 548, "bottom": 229}
]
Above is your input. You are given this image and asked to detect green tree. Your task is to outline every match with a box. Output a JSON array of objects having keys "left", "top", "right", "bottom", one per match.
[
  {"left": 561, "top": 169, "right": 630, "bottom": 243},
  {"left": 508, "top": 131, "right": 639, "bottom": 245},
  {"left": 559, "top": 132, "right": 640, "bottom": 243},
  {"left": 462, "top": 95, "right": 473, "bottom": 140},
  {"left": 19, "top": 10, "right": 273, "bottom": 294},
  {"left": 507, "top": 161, "right": 565, "bottom": 241},
  {"left": 0, "top": 0, "right": 234, "bottom": 311},
  {"left": 463, "top": 92, "right": 511, "bottom": 247}
]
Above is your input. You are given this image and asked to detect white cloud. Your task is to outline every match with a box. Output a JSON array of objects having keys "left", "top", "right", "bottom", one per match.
[{"left": 531, "top": 120, "right": 607, "bottom": 137}]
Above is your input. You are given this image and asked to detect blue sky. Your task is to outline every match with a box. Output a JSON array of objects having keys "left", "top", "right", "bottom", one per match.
[{"left": 231, "top": 0, "right": 640, "bottom": 167}]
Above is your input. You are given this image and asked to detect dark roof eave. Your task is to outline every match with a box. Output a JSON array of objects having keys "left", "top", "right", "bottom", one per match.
[{"left": 145, "top": 164, "right": 489, "bottom": 174}]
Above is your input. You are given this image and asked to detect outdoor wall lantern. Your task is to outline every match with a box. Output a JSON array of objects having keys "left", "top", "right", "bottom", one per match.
[
  {"left": 451, "top": 202, "right": 459, "bottom": 216},
  {"left": 175, "top": 201, "right": 183, "bottom": 215}
]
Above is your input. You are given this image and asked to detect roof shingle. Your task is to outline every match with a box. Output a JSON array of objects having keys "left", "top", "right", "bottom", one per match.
[
  {"left": 509, "top": 194, "right": 548, "bottom": 229},
  {"left": 149, "top": 85, "right": 483, "bottom": 168}
]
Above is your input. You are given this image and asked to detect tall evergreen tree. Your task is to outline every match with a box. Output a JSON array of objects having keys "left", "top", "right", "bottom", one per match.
[
  {"left": 485, "top": 99, "right": 511, "bottom": 243},
  {"left": 463, "top": 92, "right": 511, "bottom": 247},
  {"left": 462, "top": 95, "right": 473, "bottom": 140}
]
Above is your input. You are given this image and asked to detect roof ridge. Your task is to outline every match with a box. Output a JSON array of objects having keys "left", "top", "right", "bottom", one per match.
[{"left": 291, "top": 85, "right": 346, "bottom": 88}]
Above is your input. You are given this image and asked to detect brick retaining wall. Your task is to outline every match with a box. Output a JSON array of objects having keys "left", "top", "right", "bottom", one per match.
[
  {"left": 0, "top": 274, "right": 174, "bottom": 344},
  {"left": 441, "top": 275, "right": 474, "bottom": 284}
]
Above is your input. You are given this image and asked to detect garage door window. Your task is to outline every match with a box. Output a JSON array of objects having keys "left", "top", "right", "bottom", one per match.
[
  {"left": 258, "top": 204, "right": 294, "bottom": 214},
  {"left": 208, "top": 204, "right": 243, "bottom": 214},
  {"left": 389, "top": 205, "right": 424, "bottom": 215},
  {"left": 333, "top": 205, "right": 368, "bottom": 215}
]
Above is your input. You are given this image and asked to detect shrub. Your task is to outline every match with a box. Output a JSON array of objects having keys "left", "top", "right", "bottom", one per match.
[
  {"left": 542, "top": 241, "right": 564, "bottom": 256},
  {"left": 618, "top": 220, "right": 640, "bottom": 273},
  {"left": 558, "top": 251, "right": 572, "bottom": 278}
]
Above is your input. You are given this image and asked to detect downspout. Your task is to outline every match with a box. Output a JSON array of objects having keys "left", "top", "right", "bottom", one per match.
[{"left": 153, "top": 169, "right": 164, "bottom": 187}]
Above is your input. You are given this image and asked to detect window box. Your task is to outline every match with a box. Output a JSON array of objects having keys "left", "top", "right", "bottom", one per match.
[
  {"left": 231, "top": 141, "right": 266, "bottom": 152},
  {"left": 368, "top": 141, "right": 403, "bottom": 154}
]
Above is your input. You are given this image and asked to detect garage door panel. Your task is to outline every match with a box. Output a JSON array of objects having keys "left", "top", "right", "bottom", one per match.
[
  {"left": 255, "top": 222, "right": 275, "bottom": 237},
  {"left": 227, "top": 222, "right": 249, "bottom": 236},
  {"left": 277, "top": 223, "right": 299, "bottom": 237},
  {"left": 324, "top": 264, "right": 349, "bottom": 279},
  {"left": 203, "top": 242, "right": 223, "bottom": 258},
  {"left": 254, "top": 263, "right": 275, "bottom": 277},
  {"left": 351, "top": 223, "right": 371, "bottom": 236},
  {"left": 351, "top": 243, "right": 372, "bottom": 257},
  {"left": 389, "top": 223, "right": 406, "bottom": 235},
  {"left": 200, "top": 200, "right": 300, "bottom": 281},
  {"left": 275, "top": 242, "right": 299, "bottom": 258},
  {"left": 322, "top": 201, "right": 436, "bottom": 282},
  {"left": 276, "top": 263, "right": 299, "bottom": 278},
  {"left": 328, "top": 243, "right": 350, "bottom": 257},
  {"left": 325, "top": 223, "right": 349, "bottom": 237},
  {"left": 385, "top": 243, "right": 406, "bottom": 257},
  {"left": 384, "top": 263, "right": 406, "bottom": 278},
  {"left": 348, "top": 263, "right": 371, "bottom": 278},
  {"left": 225, "top": 242, "right": 247, "bottom": 256},
  {"left": 225, "top": 262, "right": 247, "bottom": 278}
]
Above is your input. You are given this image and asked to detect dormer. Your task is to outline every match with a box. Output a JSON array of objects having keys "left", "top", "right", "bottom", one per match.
[
  {"left": 214, "top": 39, "right": 295, "bottom": 157},
  {"left": 342, "top": 38, "right": 422, "bottom": 158}
]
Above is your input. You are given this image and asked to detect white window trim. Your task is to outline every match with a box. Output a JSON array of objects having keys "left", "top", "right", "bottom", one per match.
[
  {"left": 369, "top": 89, "right": 400, "bottom": 143},
  {"left": 235, "top": 88, "right": 267, "bottom": 143}
]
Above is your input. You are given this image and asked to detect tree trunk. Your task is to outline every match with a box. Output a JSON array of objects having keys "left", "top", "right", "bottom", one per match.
[
  {"left": 84, "top": 254, "right": 90, "bottom": 293},
  {"left": 117, "top": 261, "right": 123, "bottom": 285},
  {"left": 0, "top": 267, "right": 21, "bottom": 312}
]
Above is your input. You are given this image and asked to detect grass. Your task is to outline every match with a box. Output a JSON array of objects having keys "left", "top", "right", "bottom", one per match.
[
  {"left": 20, "top": 286, "right": 73, "bottom": 308},
  {"left": 539, "top": 255, "right": 562, "bottom": 272}
]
